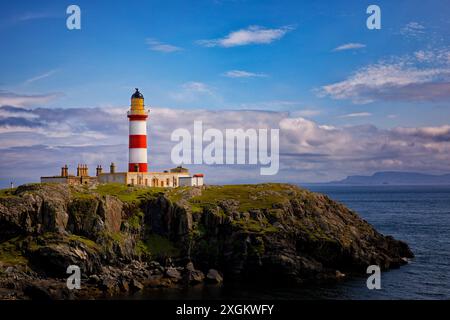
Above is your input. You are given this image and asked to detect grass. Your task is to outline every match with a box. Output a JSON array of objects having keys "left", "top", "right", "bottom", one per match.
[
  {"left": 232, "top": 218, "right": 278, "bottom": 234},
  {"left": 0, "top": 238, "right": 28, "bottom": 266},
  {"left": 0, "top": 187, "right": 17, "bottom": 199},
  {"left": 68, "top": 183, "right": 166, "bottom": 203},
  {"left": 93, "top": 183, "right": 162, "bottom": 203},
  {"left": 98, "top": 231, "right": 126, "bottom": 245},
  {"left": 164, "top": 186, "right": 195, "bottom": 204},
  {"left": 71, "top": 192, "right": 96, "bottom": 200},
  {"left": 127, "top": 210, "right": 144, "bottom": 230},
  {"left": 138, "top": 234, "right": 179, "bottom": 258},
  {"left": 67, "top": 234, "right": 100, "bottom": 250},
  {"left": 188, "top": 184, "right": 295, "bottom": 212}
]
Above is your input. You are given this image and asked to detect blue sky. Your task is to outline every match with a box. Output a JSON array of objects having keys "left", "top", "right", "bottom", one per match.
[{"left": 1, "top": 0, "right": 450, "bottom": 186}]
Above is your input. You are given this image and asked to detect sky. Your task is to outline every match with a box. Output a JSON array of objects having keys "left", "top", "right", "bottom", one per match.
[{"left": 1, "top": 0, "right": 450, "bottom": 187}]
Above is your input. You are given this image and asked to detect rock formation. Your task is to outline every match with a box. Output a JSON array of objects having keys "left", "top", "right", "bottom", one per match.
[{"left": 0, "top": 183, "right": 413, "bottom": 299}]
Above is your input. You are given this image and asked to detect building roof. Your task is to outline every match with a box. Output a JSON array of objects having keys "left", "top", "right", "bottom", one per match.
[{"left": 131, "top": 88, "right": 144, "bottom": 99}]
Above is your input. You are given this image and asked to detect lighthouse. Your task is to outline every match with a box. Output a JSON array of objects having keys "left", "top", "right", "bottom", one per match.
[
  {"left": 128, "top": 88, "right": 148, "bottom": 172},
  {"left": 41, "top": 88, "right": 205, "bottom": 187}
]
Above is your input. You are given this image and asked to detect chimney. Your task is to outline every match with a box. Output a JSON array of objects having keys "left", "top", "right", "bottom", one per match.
[
  {"left": 96, "top": 165, "right": 103, "bottom": 176},
  {"left": 76, "top": 164, "right": 80, "bottom": 177},
  {"left": 84, "top": 164, "right": 89, "bottom": 176},
  {"left": 110, "top": 162, "right": 116, "bottom": 174},
  {"left": 61, "top": 164, "right": 68, "bottom": 177}
]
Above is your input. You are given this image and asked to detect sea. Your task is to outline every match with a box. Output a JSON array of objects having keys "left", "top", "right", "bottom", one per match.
[{"left": 135, "top": 185, "right": 450, "bottom": 300}]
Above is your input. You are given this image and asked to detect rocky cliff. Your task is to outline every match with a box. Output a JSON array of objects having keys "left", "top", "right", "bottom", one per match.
[{"left": 0, "top": 183, "right": 413, "bottom": 299}]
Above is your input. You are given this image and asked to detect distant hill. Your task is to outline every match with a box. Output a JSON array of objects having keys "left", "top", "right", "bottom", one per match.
[{"left": 330, "top": 171, "right": 450, "bottom": 185}]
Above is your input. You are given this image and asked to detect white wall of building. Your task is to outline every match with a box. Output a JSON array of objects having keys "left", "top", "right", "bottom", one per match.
[
  {"left": 98, "top": 173, "right": 127, "bottom": 184},
  {"left": 41, "top": 177, "right": 68, "bottom": 184},
  {"left": 193, "top": 176, "right": 204, "bottom": 186}
]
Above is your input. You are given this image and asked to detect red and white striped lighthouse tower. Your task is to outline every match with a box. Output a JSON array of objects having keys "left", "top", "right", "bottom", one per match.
[{"left": 127, "top": 88, "right": 148, "bottom": 172}]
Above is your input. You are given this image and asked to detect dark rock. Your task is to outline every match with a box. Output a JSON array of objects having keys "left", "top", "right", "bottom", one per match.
[
  {"left": 118, "top": 279, "right": 129, "bottom": 292},
  {"left": 186, "top": 261, "right": 195, "bottom": 272},
  {"left": 129, "top": 279, "right": 144, "bottom": 292},
  {"left": 99, "top": 278, "right": 118, "bottom": 295},
  {"left": 88, "top": 275, "right": 100, "bottom": 284},
  {"left": 185, "top": 269, "right": 205, "bottom": 285},
  {"left": 23, "top": 281, "right": 74, "bottom": 300},
  {"left": 23, "top": 283, "right": 53, "bottom": 301},
  {"left": 183, "top": 262, "right": 205, "bottom": 285},
  {"left": 206, "top": 269, "right": 223, "bottom": 284},
  {"left": 165, "top": 267, "right": 181, "bottom": 280},
  {"left": 28, "top": 241, "right": 102, "bottom": 277}
]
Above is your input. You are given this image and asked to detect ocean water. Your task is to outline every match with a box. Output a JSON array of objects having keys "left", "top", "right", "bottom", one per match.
[{"left": 136, "top": 185, "right": 450, "bottom": 300}]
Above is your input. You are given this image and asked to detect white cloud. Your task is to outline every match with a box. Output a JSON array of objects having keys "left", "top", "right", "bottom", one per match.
[
  {"left": 0, "top": 90, "right": 62, "bottom": 107},
  {"left": 0, "top": 107, "right": 39, "bottom": 120},
  {"left": 170, "top": 82, "right": 219, "bottom": 103},
  {"left": 181, "top": 82, "right": 212, "bottom": 93},
  {"left": 393, "top": 125, "right": 450, "bottom": 140},
  {"left": 2, "top": 105, "right": 450, "bottom": 184},
  {"left": 400, "top": 22, "right": 425, "bottom": 37},
  {"left": 332, "top": 43, "right": 366, "bottom": 52},
  {"left": 146, "top": 38, "right": 182, "bottom": 53},
  {"left": 414, "top": 50, "right": 434, "bottom": 62},
  {"left": 15, "top": 12, "right": 57, "bottom": 22},
  {"left": 233, "top": 100, "right": 302, "bottom": 111},
  {"left": 223, "top": 70, "right": 268, "bottom": 78},
  {"left": 318, "top": 49, "right": 450, "bottom": 104},
  {"left": 340, "top": 112, "right": 372, "bottom": 118},
  {"left": 197, "top": 25, "right": 294, "bottom": 47},
  {"left": 290, "top": 109, "right": 322, "bottom": 118},
  {"left": 24, "top": 69, "right": 58, "bottom": 84}
]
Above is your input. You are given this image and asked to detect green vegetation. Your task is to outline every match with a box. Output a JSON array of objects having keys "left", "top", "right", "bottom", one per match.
[
  {"left": 99, "top": 231, "right": 126, "bottom": 245},
  {"left": 67, "top": 234, "right": 100, "bottom": 250},
  {"left": 297, "top": 223, "right": 334, "bottom": 243},
  {"left": 249, "top": 236, "right": 265, "bottom": 256},
  {"left": 69, "top": 183, "right": 163, "bottom": 203},
  {"left": 0, "top": 187, "right": 17, "bottom": 199},
  {"left": 126, "top": 210, "right": 144, "bottom": 231},
  {"left": 190, "top": 223, "right": 207, "bottom": 239},
  {"left": 137, "top": 234, "right": 179, "bottom": 258},
  {"left": 93, "top": 183, "right": 163, "bottom": 203},
  {"left": 188, "top": 184, "right": 295, "bottom": 212},
  {"left": 135, "top": 240, "right": 150, "bottom": 257},
  {"left": 68, "top": 197, "right": 99, "bottom": 220},
  {"left": 164, "top": 187, "right": 191, "bottom": 203},
  {"left": 232, "top": 218, "right": 278, "bottom": 234},
  {"left": 0, "top": 238, "right": 28, "bottom": 266},
  {"left": 71, "top": 192, "right": 96, "bottom": 200}
]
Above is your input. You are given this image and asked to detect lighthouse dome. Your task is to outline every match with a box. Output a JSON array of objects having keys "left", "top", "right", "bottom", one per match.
[{"left": 131, "top": 88, "right": 144, "bottom": 99}]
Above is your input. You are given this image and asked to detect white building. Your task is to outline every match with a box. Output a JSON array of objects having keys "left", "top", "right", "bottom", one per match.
[{"left": 179, "top": 174, "right": 204, "bottom": 187}]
